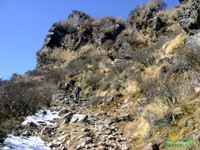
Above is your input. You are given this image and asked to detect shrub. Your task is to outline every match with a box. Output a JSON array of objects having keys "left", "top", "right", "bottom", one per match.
[
  {"left": 127, "top": 0, "right": 167, "bottom": 26},
  {"left": 0, "top": 80, "right": 53, "bottom": 121},
  {"left": 185, "top": 49, "right": 200, "bottom": 71},
  {"left": 145, "top": 0, "right": 167, "bottom": 11},
  {"left": 101, "top": 39, "right": 114, "bottom": 50},
  {"left": 137, "top": 77, "right": 158, "bottom": 103},
  {"left": 167, "top": 48, "right": 200, "bottom": 73},
  {"left": 99, "top": 83, "right": 110, "bottom": 91},
  {"left": 86, "top": 73, "right": 104, "bottom": 91},
  {"left": 56, "top": 20, "right": 78, "bottom": 33},
  {"left": 132, "top": 48, "right": 155, "bottom": 69},
  {"left": 65, "top": 55, "right": 91, "bottom": 77},
  {"left": 113, "top": 60, "right": 133, "bottom": 74},
  {"left": 93, "top": 17, "right": 115, "bottom": 27},
  {"left": 44, "top": 68, "right": 66, "bottom": 83},
  {"left": 25, "top": 69, "right": 45, "bottom": 77},
  {"left": 159, "top": 80, "right": 180, "bottom": 107}
]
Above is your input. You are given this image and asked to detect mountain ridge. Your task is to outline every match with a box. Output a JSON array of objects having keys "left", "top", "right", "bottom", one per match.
[{"left": 0, "top": 0, "right": 200, "bottom": 149}]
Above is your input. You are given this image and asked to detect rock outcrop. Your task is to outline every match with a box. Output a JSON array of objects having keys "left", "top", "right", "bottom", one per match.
[
  {"left": 178, "top": 0, "right": 200, "bottom": 35},
  {"left": 36, "top": 10, "right": 125, "bottom": 68}
]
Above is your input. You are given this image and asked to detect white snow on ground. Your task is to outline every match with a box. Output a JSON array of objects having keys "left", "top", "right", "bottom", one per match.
[
  {"left": 22, "top": 109, "right": 60, "bottom": 126},
  {"left": 1, "top": 109, "right": 60, "bottom": 150},
  {"left": 1, "top": 134, "right": 50, "bottom": 150}
]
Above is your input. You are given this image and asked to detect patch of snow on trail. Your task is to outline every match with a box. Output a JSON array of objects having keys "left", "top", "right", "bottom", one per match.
[
  {"left": 1, "top": 134, "right": 50, "bottom": 150},
  {"left": 22, "top": 109, "right": 60, "bottom": 126}
]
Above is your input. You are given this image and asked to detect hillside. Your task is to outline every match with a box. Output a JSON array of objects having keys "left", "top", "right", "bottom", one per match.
[{"left": 0, "top": 0, "right": 200, "bottom": 149}]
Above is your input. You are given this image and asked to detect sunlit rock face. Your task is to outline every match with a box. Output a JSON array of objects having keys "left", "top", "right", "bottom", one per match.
[{"left": 178, "top": 0, "right": 200, "bottom": 35}]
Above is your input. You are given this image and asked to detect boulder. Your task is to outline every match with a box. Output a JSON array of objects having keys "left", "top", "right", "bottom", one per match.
[
  {"left": 187, "top": 33, "right": 200, "bottom": 50},
  {"left": 63, "top": 112, "right": 74, "bottom": 124},
  {"left": 153, "top": 16, "right": 165, "bottom": 32},
  {"left": 70, "top": 114, "right": 88, "bottom": 123},
  {"left": 52, "top": 93, "right": 65, "bottom": 101},
  {"left": 76, "top": 137, "right": 92, "bottom": 149},
  {"left": 104, "top": 113, "right": 134, "bottom": 125},
  {"left": 116, "top": 113, "right": 134, "bottom": 122},
  {"left": 68, "top": 10, "right": 94, "bottom": 28},
  {"left": 108, "top": 41, "right": 133, "bottom": 61}
]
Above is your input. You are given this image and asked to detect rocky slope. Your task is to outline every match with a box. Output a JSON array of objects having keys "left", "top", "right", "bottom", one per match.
[
  {"left": 1, "top": 0, "right": 200, "bottom": 149},
  {"left": 29, "top": 0, "right": 200, "bottom": 149},
  {"left": 5, "top": 91, "right": 132, "bottom": 149}
]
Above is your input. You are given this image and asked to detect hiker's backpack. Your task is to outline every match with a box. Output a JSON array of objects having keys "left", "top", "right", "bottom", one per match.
[
  {"left": 75, "top": 86, "right": 81, "bottom": 92},
  {"left": 65, "top": 82, "right": 69, "bottom": 88}
]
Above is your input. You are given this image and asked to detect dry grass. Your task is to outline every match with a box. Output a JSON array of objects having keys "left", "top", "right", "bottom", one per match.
[
  {"left": 121, "top": 81, "right": 140, "bottom": 103},
  {"left": 53, "top": 49, "right": 77, "bottom": 68},
  {"left": 144, "top": 65, "right": 165, "bottom": 78},
  {"left": 142, "top": 101, "right": 169, "bottom": 119},
  {"left": 118, "top": 118, "right": 151, "bottom": 150},
  {"left": 78, "top": 44, "right": 95, "bottom": 55},
  {"left": 164, "top": 33, "right": 186, "bottom": 55},
  {"left": 116, "top": 16, "right": 125, "bottom": 25}
]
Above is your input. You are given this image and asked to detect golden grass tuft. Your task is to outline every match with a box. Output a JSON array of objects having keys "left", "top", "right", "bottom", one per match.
[
  {"left": 142, "top": 101, "right": 169, "bottom": 120},
  {"left": 118, "top": 118, "right": 151, "bottom": 146},
  {"left": 121, "top": 81, "right": 140, "bottom": 103},
  {"left": 164, "top": 33, "right": 186, "bottom": 55},
  {"left": 78, "top": 44, "right": 95, "bottom": 55}
]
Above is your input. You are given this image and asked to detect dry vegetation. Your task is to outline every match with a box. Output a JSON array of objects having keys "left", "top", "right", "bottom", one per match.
[
  {"left": 0, "top": 76, "right": 55, "bottom": 136},
  {"left": 1, "top": 0, "right": 200, "bottom": 149}
]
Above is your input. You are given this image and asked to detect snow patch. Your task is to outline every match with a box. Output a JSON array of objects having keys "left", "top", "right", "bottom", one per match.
[
  {"left": 22, "top": 109, "right": 60, "bottom": 126},
  {"left": 1, "top": 134, "right": 50, "bottom": 150}
]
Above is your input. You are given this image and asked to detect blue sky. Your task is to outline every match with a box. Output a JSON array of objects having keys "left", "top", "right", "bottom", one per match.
[{"left": 0, "top": 0, "right": 179, "bottom": 79}]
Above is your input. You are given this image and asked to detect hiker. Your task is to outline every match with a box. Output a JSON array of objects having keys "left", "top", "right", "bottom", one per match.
[
  {"left": 74, "top": 85, "right": 81, "bottom": 100},
  {"left": 57, "top": 81, "right": 62, "bottom": 90},
  {"left": 64, "top": 81, "right": 71, "bottom": 93}
]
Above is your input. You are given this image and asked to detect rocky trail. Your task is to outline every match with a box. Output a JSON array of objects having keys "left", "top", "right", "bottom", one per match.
[
  {"left": 1, "top": 91, "right": 131, "bottom": 150},
  {"left": 47, "top": 92, "right": 131, "bottom": 150}
]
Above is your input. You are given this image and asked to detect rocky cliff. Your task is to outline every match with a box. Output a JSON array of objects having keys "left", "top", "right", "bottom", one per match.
[
  {"left": 1, "top": 0, "right": 200, "bottom": 150},
  {"left": 36, "top": 10, "right": 125, "bottom": 68}
]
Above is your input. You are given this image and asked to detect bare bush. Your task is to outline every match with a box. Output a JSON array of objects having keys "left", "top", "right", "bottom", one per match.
[
  {"left": 132, "top": 49, "right": 155, "bottom": 69},
  {"left": 185, "top": 49, "right": 200, "bottom": 71},
  {"left": 56, "top": 20, "right": 78, "bottom": 33},
  {"left": 160, "top": 81, "right": 179, "bottom": 106},
  {"left": 137, "top": 77, "right": 158, "bottom": 103},
  {"left": 86, "top": 73, "right": 104, "bottom": 91},
  {"left": 0, "top": 80, "right": 53, "bottom": 121},
  {"left": 44, "top": 68, "right": 66, "bottom": 83},
  {"left": 93, "top": 17, "right": 116, "bottom": 27},
  {"left": 168, "top": 48, "right": 200, "bottom": 73},
  {"left": 65, "top": 55, "right": 90, "bottom": 77},
  {"left": 25, "top": 69, "right": 45, "bottom": 77}
]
